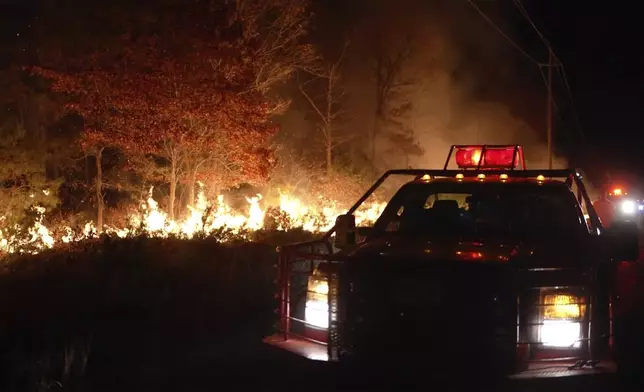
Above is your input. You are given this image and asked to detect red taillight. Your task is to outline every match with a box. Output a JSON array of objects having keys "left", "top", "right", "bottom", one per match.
[
  {"left": 455, "top": 147, "right": 519, "bottom": 169},
  {"left": 455, "top": 251, "right": 484, "bottom": 261}
]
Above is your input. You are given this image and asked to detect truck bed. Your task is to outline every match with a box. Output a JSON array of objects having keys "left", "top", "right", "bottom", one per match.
[{"left": 264, "top": 334, "right": 617, "bottom": 380}]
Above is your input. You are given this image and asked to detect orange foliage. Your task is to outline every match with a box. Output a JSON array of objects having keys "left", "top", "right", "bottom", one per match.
[{"left": 30, "top": 0, "right": 315, "bottom": 185}]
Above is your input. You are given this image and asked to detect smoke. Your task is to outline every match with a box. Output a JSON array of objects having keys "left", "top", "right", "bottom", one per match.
[{"left": 343, "top": 0, "right": 567, "bottom": 171}]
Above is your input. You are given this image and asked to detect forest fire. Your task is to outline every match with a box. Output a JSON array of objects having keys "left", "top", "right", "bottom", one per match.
[{"left": 0, "top": 186, "right": 387, "bottom": 256}]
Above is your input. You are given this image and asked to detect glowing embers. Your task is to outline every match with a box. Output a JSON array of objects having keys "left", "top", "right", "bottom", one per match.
[
  {"left": 305, "top": 276, "right": 329, "bottom": 329},
  {"left": 540, "top": 294, "right": 586, "bottom": 348}
]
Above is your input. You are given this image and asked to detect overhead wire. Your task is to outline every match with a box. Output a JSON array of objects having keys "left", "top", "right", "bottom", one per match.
[
  {"left": 511, "top": 0, "right": 588, "bottom": 143},
  {"left": 537, "top": 66, "right": 576, "bottom": 145},
  {"left": 511, "top": 0, "right": 551, "bottom": 47},
  {"left": 467, "top": 0, "right": 588, "bottom": 148},
  {"left": 464, "top": 0, "right": 541, "bottom": 66},
  {"left": 556, "top": 65, "right": 588, "bottom": 142}
]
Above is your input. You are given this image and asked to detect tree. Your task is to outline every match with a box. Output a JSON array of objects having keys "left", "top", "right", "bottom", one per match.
[
  {"left": 0, "top": 110, "right": 61, "bottom": 231},
  {"left": 29, "top": 62, "right": 142, "bottom": 231},
  {"left": 371, "top": 33, "right": 417, "bottom": 166},
  {"left": 232, "top": 0, "right": 319, "bottom": 93},
  {"left": 383, "top": 102, "right": 423, "bottom": 167},
  {"left": 298, "top": 41, "right": 352, "bottom": 177},
  {"left": 31, "top": 0, "right": 315, "bottom": 222},
  {"left": 0, "top": 65, "right": 65, "bottom": 239}
]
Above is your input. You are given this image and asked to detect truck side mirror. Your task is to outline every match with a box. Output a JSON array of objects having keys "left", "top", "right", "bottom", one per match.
[
  {"left": 334, "top": 213, "right": 356, "bottom": 249},
  {"left": 606, "top": 220, "right": 639, "bottom": 262}
]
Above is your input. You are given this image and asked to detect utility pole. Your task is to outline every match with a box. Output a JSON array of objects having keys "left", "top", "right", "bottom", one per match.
[{"left": 546, "top": 48, "right": 554, "bottom": 170}]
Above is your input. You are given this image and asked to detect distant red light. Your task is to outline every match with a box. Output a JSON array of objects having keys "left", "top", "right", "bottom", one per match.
[{"left": 456, "top": 251, "right": 485, "bottom": 261}]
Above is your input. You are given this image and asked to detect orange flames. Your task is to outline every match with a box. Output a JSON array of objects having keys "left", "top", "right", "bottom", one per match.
[{"left": 0, "top": 184, "right": 386, "bottom": 255}]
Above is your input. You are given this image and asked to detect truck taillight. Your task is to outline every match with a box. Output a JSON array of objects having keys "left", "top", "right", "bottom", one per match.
[
  {"left": 540, "top": 294, "right": 586, "bottom": 348},
  {"left": 305, "top": 275, "right": 329, "bottom": 329}
]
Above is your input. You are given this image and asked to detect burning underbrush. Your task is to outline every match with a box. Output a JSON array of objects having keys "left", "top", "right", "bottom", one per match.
[
  {"left": 0, "top": 183, "right": 387, "bottom": 256},
  {"left": 0, "top": 177, "right": 389, "bottom": 389},
  {"left": 0, "top": 177, "right": 385, "bottom": 389},
  {"left": 0, "top": 175, "right": 397, "bottom": 389}
]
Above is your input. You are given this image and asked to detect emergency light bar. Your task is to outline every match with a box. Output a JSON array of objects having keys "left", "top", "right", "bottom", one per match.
[
  {"left": 609, "top": 188, "right": 626, "bottom": 196},
  {"left": 444, "top": 145, "right": 526, "bottom": 170}
]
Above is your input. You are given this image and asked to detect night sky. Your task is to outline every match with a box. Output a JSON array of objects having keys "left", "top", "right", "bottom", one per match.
[
  {"left": 520, "top": 1, "right": 643, "bottom": 176},
  {"left": 1, "top": 0, "right": 641, "bottom": 179}
]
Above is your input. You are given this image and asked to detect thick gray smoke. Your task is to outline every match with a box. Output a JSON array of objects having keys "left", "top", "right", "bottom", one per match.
[{"left": 344, "top": 0, "right": 567, "bottom": 171}]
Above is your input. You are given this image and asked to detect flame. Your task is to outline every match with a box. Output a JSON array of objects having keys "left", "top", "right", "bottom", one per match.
[{"left": 0, "top": 184, "right": 387, "bottom": 256}]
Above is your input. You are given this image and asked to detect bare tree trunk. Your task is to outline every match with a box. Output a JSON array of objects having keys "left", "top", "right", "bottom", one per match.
[
  {"left": 95, "top": 148, "right": 104, "bottom": 233},
  {"left": 325, "top": 75, "right": 333, "bottom": 177},
  {"left": 371, "top": 116, "right": 380, "bottom": 166},
  {"left": 325, "top": 137, "right": 332, "bottom": 177},
  {"left": 187, "top": 167, "right": 197, "bottom": 207},
  {"left": 169, "top": 159, "right": 177, "bottom": 222},
  {"left": 85, "top": 155, "right": 90, "bottom": 186},
  {"left": 370, "top": 127, "right": 376, "bottom": 164}
]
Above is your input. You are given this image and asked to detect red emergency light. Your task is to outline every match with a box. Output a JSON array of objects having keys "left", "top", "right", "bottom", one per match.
[
  {"left": 610, "top": 188, "right": 625, "bottom": 196},
  {"left": 454, "top": 146, "right": 521, "bottom": 169}
]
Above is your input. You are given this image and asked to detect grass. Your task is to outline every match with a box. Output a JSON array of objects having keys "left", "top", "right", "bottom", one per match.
[{"left": 0, "top": 231, "right": 319, "bottom": 392}]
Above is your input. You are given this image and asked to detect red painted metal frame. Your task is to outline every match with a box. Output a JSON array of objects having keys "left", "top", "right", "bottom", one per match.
[{"left": 277, "top": 239, "right": 334, "bottom": 343}]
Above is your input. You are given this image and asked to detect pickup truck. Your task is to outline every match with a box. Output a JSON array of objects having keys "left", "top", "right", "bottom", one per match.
[{"left": 265, "top": 145, "right": 643, "bottom": 382}]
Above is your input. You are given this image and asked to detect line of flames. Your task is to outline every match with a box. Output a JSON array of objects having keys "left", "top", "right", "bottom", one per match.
[{"left": 0, "top": 185, "right": 387, "bottom": 255}]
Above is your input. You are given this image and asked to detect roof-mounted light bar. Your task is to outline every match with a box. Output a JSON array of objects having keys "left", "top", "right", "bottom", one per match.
[{"left": 443, "top": 145, "right": 526, "bottom": 171}]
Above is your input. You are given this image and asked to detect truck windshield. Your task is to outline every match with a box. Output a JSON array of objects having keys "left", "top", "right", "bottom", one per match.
[{"left": 371, "top": 181, "right": 586, "bottom": 239}]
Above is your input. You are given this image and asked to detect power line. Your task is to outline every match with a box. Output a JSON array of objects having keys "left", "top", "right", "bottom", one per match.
[
  {"left": 468, "top": 0, "right": 589, "bottom": 157},
  {"left": 537, "top": 66, "right": 563, "bottom": 129},
  {"left": 537, "top": 61, "right": 584, "bottom": 148},
  {"left": 511, "top": 0, "right": 551, "bottom": 48},
  {"left": 556, "top": 65, "right": 588, "bottom": 142},
  {"left": 512, "top": 0, "right": 588, "bottom": 144},
  {"left": 465, "top": 0, "right": 540, "bottom": 66}
]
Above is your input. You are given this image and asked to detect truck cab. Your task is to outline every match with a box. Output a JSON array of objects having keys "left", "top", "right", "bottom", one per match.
[{"left": 265, "top": 145, "right": 642, "bottom": 380}]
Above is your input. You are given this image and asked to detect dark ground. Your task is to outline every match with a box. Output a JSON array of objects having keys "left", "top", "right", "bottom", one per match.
[{"left": 0, "top": 235, "right": 641, "bottom": 391}]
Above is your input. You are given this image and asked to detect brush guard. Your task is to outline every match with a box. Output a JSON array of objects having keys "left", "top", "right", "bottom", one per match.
[
  {"left": 267, "top": 247, "right": 617, "bottom": 378},
  {"left": 509, "top": 266, "right": 616, "bottom": 378},
  {"left": 267, "top": 238, "right": 341, "bottom": 361}
]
